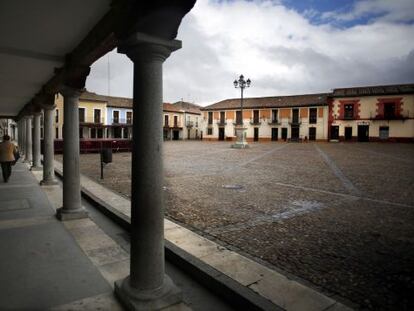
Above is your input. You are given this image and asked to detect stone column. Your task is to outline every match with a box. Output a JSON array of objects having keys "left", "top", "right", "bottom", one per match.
[
  {"left": 24, "top": 116, "right": 33, "bottom": 163},
  {"left": 114, "top": 34, "right": 182, "bottom": 310},
  {"left": 31, "top": 112, "right": 42, "bottom": 170},
  {"left": 20, "top": 119, "right": 25, "bottom": 155},
  {"left": 17, "top": 120, "right": 21, "bottom": 152},
  {"left": 41, "top": 105, "right": 58, "bottom": 185},
  {"left": 56, "top": 86, "right": 88, "bottom": 220}
]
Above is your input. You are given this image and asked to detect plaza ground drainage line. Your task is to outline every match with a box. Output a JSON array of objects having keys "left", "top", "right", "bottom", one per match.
[
  {"left": 272, "top": 181, "right": 414, "bottom": 208},
  {"left": 313, "top": 144, "right": 361, "bottom": 196},
  {"left": 238, "top": 144, "right": 290, "bottom": 167}
]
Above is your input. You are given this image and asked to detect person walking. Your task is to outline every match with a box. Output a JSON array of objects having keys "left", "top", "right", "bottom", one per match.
[{"left": 0, "top": 135, "right": 16, "bottom": 183}]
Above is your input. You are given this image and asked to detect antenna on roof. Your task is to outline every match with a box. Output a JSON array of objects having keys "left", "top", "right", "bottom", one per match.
[{"left": 107, "top": 53, "right": 111, "bottom": 96}]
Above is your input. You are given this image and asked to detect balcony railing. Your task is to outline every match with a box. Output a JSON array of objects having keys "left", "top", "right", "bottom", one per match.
[
  {"left": 217, "top": 120, "right": 227, "bottom": 126},
  {"left": 233, "top": 121, "right": 244, "bottom": 126},
  {"left": 372, "top": 114, "right": 407, "bottom": 121},
  {"left": 288, "top": 118, "right": 301, "bottom": 126},
  {"left": 268, "top": 119, "right": 281, "bottom": 125},
  {"left": 250, "top": 118, "right": 261, "bottom": 125},
  {"left": 80, "top": 117, "right": 105, "bottom": 124},
  {"left": 186, "top": 121, "right": 194, "bottom": 127}
]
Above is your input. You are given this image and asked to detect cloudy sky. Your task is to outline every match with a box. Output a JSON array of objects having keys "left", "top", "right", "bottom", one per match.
[{"left": 86, "top": 0, "right": 414, "bottom": 106}]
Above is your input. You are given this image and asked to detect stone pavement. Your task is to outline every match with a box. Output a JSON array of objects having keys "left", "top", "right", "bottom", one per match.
[
  {"left": 0, "top": 162, "right": 112, "bottom": 310},
  {"left": 53, "top": 160, "right": 353, "bottom": 311},
  {"left": 1, "top": 161, "right": 234, "bottom": 310},
  {"left": 60, "top": 141, "right": 414, "bottom": 310}
]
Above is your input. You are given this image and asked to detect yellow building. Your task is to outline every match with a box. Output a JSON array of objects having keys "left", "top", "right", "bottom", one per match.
[
  {"left": 54, "top": 92, "right": 108, "bottom": 139},
  {"left": 329, "top": 84, "right": 414, "bottom": 142}
]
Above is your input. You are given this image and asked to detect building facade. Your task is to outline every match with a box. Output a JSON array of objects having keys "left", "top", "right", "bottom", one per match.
[
  {"left": 202, "top": 83, "right": 414, "bottom": 143},
  {"left": 53, "top": 91, "right": 202, "bottom": 142},
  {"left": 201, "top": 94, "right": 329, "bottom": 142},
  {"left": 329, "top": 84, "right": 414, "bottom": 142},
  {"left": 54, "top": 92, "right": 108, "bottom": 140}
]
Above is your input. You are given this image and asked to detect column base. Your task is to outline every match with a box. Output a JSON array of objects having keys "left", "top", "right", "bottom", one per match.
[
  {"left": 56, "top": 207, "right": 88, "bottom": 221},
  {"left": 231, "top": 141, "right": 249, "bottom": 149},
  {"left": 40, "top": 179, "right": 59, "bottom": 186},
  {"left": 115, "top": 275, "right": 182, "bottom": 311},
  {"left": 30, "top": 166, "right": 42, "bottom": 171}
]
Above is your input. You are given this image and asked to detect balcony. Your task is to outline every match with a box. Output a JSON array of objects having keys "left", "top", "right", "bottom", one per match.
[
  {"left": 250, "top": 118, "right": 261, "bottom": 125},
  {"left": 111, "top": 118, "right": 127, "bottom": 124},
  {"left": 268, "top": 119, "right": 281, "bottom": 125},
  {"left": 288, "top": 118, "right": 301, "bottom": 126},
  {"left": 371, "top": 114, "right": 408, "bottom": 121},
  {"left": 217, "top": 120, "right": 227, "bottom": 126},
  {"left": 186, "top": 121, "right": 194, "bottom": 128},
  {"left": 233, "top": 121, "right": 243, "bottom": 126},
  {"left": 79, "top": 117, "right": 105, "bottom": 125}
]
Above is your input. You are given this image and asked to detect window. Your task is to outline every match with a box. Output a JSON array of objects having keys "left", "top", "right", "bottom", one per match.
[
  {"left": 384, "top": 103, "right": 395, "bottom": 119},
  {"left": 292, "top": 109, "right": 299, "bottom": 124},
  {"left": 94, "top": 109, "right": 101, "bottom": 123},
  {"left": 236, "top": 111, "right": 242, "bottom": 124},
  {"left": 379, "top": 126, "right": 389, "bottom": 140},
  {"left": 126, "top": 111, "right": 133, "bottom": 124},
  {"left": 208, "top": 112, "right": 213, "bottom": 125},
  {"left": 55, "top": 109, "right": 59, "bottom": 123},
  {"left": 207, "top": 128, "right": 213, "bottom": 135},
  {"left": 174, "top": 116, "right": 178, "bottom": 127},
  {"left": 196, "top": 117, "right": 199, "bottom": 127},
  {"left": 79, "top": 127, "right": 84, "bottom": 139},
  {"left": 271, "top": 109, "right": 278, "bottom": 122},
  {"left": 253, "top": 110, "right": 259, "bottom": 123},
  {"left": 220, "top": 111, "right": 225, "bottom": 124},
  {"left": 79, "top": 108, "right": 85, "bottom": 123},
  {"left": 113, "top": 111, "right": 119, "bottom": 123},
  {"left": 55, "top": 127, "right": 59, "bottom": 139},
  {"left": 309, "top": 108, "right": 317, "bottom": 124},
  {"left": 164, "top": 115, "right": 169, "bottom": 126},
  {"left": 91, "top": 128, "right": 96, "bottom": 138},
  {"left": 344, "top": 104, "right": 354, "bottom": 119}
]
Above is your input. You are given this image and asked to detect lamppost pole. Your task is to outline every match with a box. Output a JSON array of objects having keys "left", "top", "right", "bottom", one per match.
[{"left": 232, "top": 74, "right": 251, "bottom": 149}]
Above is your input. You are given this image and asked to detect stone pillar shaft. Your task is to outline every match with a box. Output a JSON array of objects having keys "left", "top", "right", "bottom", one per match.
[
  {"left": 115, "top": 34, "right": 182, "bottom": 311},
  {"left": 41, "top": 106, "right": 57, "bottom": 185},
  {"left": 25, "top": 116, "right": 33, "bottom": 162},
  {"left": 130, "top": 57, "right": 165, "bottom": 289},
  {"left": 32, "top": 113, "right": 42, "bottom": 169},
  {"left": 56, "top": 87, "right": 87, "bottom": 220},
  {"left": 21, "top": 119, "right": 26, "bottom": 154}
]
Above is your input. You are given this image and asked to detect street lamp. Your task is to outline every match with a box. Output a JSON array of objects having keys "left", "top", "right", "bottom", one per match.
[{"left": 232, "top": 74, "right": 251, "bottom": 149}]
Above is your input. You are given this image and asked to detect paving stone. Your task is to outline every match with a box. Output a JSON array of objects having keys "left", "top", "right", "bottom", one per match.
[
  {"left": 57, "top": 141, "right": 414, "bottom": 311},
  {"left": 50, "top": 292, "right": 123, "bottom": 311}
]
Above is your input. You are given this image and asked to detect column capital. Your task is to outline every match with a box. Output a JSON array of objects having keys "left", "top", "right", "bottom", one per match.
[
  {"left": 59, "top": 65, "right": 90, "bottom": 90},
  {"left": 118, "top": 32, "right": 181, "bottom": 63},
  {"left": 43, "top": 104, "right": 57, "bottom": 111},
  {"left": 60, "top": 85, "right": 83, "bottom": 98}
]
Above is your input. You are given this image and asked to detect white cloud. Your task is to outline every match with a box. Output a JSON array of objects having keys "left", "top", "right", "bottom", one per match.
[
  {"left": 86, "top": 0, "right": 414, "bottom": 106},
  {"left": 321, "top": 0, "right": 414, "bottom": 23}
]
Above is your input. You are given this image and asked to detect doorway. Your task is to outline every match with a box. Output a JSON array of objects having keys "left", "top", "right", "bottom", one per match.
[
  {"left": 281, "top": 128, "right": 288, "bottom": 141},
  {"left": 309, "top": 127, "right": 316, "bottom": 141},
  {"left": 271, "top": 128, "right": 278, "bottom": 141},
  {"left": 291, "top": 127, "right": 299, "bottom": 140},
  {"left": 345, "top": 127, "right": 352, "bottom": 141},
  {"left": 173, "top": 130, "right": 179, "bottom": 140},
  {"left": 330, "top": 126, "right": 339, "bottom": 140},
  {"left": 357, "top": 125, "right": 369, "bottom": 142},
  {"left": 254, "top": 128, "right": 259, "bottom": 141},
  {"left": 218, "top": 128, "right": 225, "bottom": 141}
]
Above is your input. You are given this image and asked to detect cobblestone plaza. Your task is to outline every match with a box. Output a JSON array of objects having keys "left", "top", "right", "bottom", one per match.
[{"left": 58, "top": 141, "right": 414, "bottom": 310}]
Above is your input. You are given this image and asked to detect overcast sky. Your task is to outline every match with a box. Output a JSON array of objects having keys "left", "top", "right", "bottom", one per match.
[{"left": 86, "top": 0, "right": 414, "bottom": 106}]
